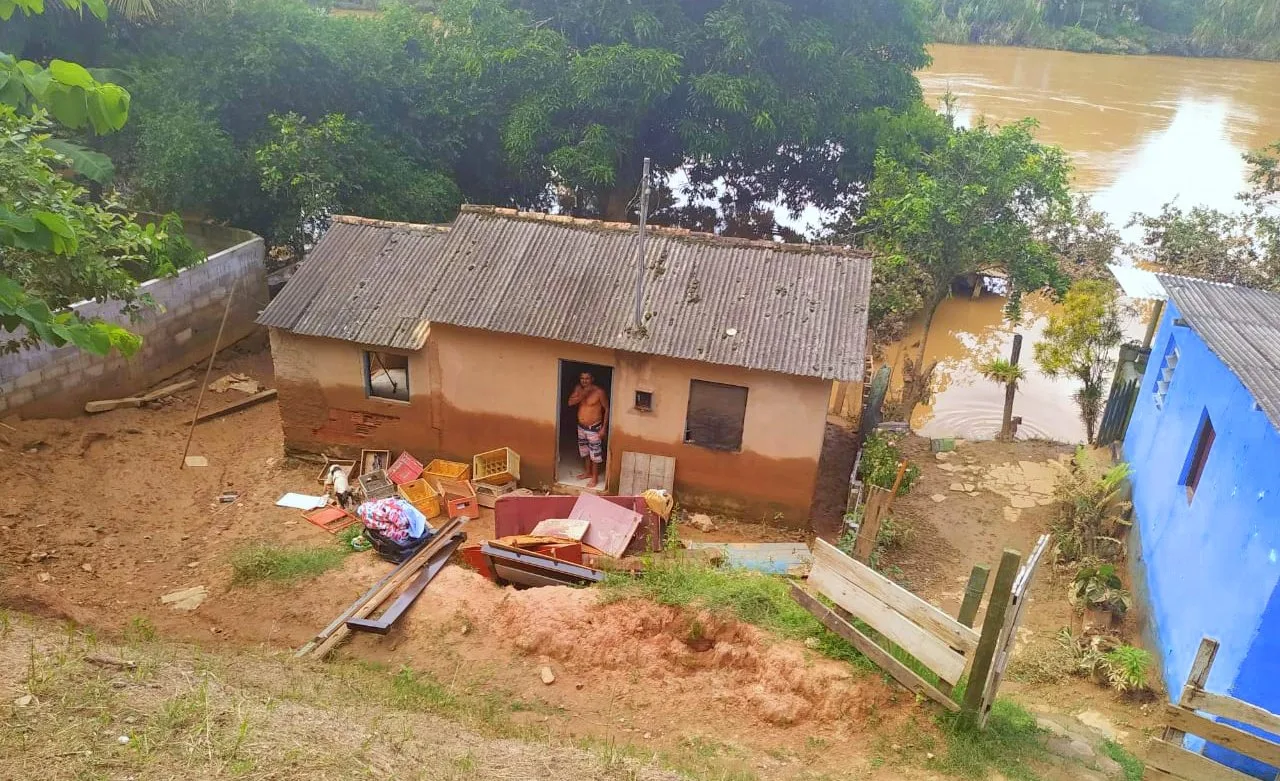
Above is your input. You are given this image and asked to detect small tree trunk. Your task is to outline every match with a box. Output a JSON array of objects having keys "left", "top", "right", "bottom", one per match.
[
  {"left": 914, "top": 291, "right": 947, "bottom": 376},
  {"left": 999, "top": 333, "right": 1023, "bottom": 441}
]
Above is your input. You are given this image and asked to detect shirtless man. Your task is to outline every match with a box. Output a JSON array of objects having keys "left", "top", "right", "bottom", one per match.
[{"left": 567, "top": 371, "right": 608, "bottom": 488}]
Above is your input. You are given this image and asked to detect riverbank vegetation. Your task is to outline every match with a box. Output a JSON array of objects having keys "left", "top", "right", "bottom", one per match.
[
  {"left": 927, "top": 0, "right": 1280, "bottom": 60},
  {"left": 2, "top": 0, "right": 1277, "bottom": 359}
]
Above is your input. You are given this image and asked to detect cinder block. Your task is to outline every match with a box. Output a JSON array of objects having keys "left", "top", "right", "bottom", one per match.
[
  {"left": 59, "top": 373, "right": 82, "bottom": 391},
  {"left": 14, "top": 370, "right": 42, "bottom": 389},
  {"left": 85, "top": 363, "right": 106, "bottom": 377},
  {"left": 43, "top": 362, "right": 68, "bottom": 380},
  {"left": 174, "top": 328, "right": 194, "bottom": 346},
  {"left": 0, "top": 380, "right": 16, "bottom": 396},
  {"left": 193, "top": 295, "right": 212, "bottom": 310}
]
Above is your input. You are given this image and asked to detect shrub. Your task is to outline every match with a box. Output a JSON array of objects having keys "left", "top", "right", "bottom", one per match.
[
  {"left": 1052, "top": 447, "right": 1131, "bottom": 564},
  {"left": 230, "top": 543, "right": 348, "bottom": 584},
  {"left": 1102, "top": 645, "right": 1152, "bottom": 694},
  {"left": 860, "top": 432, "right": 921, "bottom": 496},
  {"left": 1070, "top": 562, "right": 1132, "bottom": 616}
]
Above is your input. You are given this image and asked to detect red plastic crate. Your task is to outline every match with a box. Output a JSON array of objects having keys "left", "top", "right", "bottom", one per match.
[{"left": 386, "top": 452, "right": 425, "bottom": 485}]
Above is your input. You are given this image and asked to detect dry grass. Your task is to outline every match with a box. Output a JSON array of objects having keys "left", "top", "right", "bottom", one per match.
[{"left": 0, "top": 614, "right": 686, "bottom": 781}]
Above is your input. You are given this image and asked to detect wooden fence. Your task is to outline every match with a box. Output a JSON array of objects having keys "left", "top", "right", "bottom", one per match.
[
  {"left": 1145, "top": 637, "right": 1280, "bottom": 780},
  {"left": 793, "top": 534, "right": 1049, "bottom": 726}
]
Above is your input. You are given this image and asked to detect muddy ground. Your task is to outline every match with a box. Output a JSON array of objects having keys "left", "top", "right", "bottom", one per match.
[{"left": 0, "top": 344, "right": 1159, "bottom": 779}]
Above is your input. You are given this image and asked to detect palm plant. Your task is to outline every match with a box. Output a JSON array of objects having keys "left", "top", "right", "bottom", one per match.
[
  {"left": 979, "top": 355, "right": 1026, "bottom": 439},
  {"left": 1052, "top": 446, "right": 1132, "bottom": 563}
]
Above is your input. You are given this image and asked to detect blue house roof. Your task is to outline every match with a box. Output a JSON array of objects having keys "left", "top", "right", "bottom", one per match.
[{"left": 1157, "top": 274, "right": 1280, "bottom": 430}]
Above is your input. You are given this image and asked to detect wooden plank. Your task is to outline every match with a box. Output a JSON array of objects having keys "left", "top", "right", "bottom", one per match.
[
  {"left": 85, "top": 380, "right": 197, "bottom": 413},
  {"left": 1182, "top": 687, "right": 1280, "bottom": 739},
  {"left": 957, "top": 565, "right": 990, "bottom": 629},
  {"left": 813, "top": 539, "right": 980, "bottom": 653},
  {"left": 345, "top": 534, "right": 462, "bottom": 634},
  {"left": 960, "top": 548, "right": 1021, "bottom": 729},
  {"left": 310, "top": 517, "right": 465, "bottom": 659},
  {"left": 1145, "top": 738, "right": 1255, "bottom": 781},
  {"left": 851, "top": 488, "right": 887, "bottom": 563},
  {"left": 1163, "top": 704, "right": 1280, "bottom": 769},
  {"left": 194, "top": 389, "right": 278, "bottom": 424},
  {"left": 790, "top": 584, "right": 958, "bottom": 712},
  {"left": 808, "top": 562, "right": 967, "bottom": 685},
  {"left": 1168, "top": 637, "right": 1221, "bottom": 743}
]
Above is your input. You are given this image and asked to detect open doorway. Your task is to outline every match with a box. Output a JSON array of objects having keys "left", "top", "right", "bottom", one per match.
[{"left": 556, "top": 359, "right": 614, "bottom": 489}]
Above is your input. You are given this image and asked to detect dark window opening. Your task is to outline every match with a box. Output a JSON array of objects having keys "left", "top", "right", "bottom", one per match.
[
  {"left": 684, "top": 380, "right": 747, "bottom": 451},
  {"left": 364, "top": 351, "right": 409, "bottom": 402},
  {"left": 1180, "top": 411, "right": 1215, "bottom": 502},
  {"left": 634, "top": 390, "right": 653, "bottom": 412}
]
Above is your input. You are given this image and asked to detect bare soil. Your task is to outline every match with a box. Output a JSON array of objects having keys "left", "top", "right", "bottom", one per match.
[{"left": 0, "top": 343, "right": 1157, "bottom": 778}]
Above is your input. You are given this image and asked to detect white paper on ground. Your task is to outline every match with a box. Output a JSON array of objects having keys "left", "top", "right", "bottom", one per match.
[{"left": 275, "top": 493, "right": 328, "bottom": 511}]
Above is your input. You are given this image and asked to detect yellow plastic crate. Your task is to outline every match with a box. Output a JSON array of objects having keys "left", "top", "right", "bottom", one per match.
[
  {"left": 423, "top": 459, "right": 470, "bottom": 491},
  {"left": 473, "top": 447, "right": 520, "bottom": 486},
  {"left": 397, "top": 478, "right": 441, "bottom": 519}
]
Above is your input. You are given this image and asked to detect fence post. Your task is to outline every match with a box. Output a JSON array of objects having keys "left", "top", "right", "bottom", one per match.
[
  {"left": 960, "top": 549, "right": 1021, "bottom": 729},
  {"left": 957, "top": 565, "right": 991, "bottom": 628},
  {"left": 852, "top": 487, "right": 890, "bottom": 563}
]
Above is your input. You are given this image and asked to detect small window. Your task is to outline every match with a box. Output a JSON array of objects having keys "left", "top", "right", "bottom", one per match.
[
  {"left": 364, "top": 351, "right": 409, "bottom": 402},
  {"left": 684, "top": 380, "right": 747, "bottom": 451},
  {"left": 1180, "top": 410, "right": 1215, "bottom": 502},
  {"left": 634, "top": 390, "right": 654, "bottom": 412}
]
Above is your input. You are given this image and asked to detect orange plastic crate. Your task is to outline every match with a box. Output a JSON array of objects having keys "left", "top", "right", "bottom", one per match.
[
  {"left": 387, "top": 452, "right": 425, "bottom": 485},
  {"left": 397, "top": 478, "right": 441, "bottom": 519},
  {"left": 423, "top": 459, "right": 470, "bottom": 490},
  {"left": 473, "top": 447, "right": 520, "bottom": 485}
]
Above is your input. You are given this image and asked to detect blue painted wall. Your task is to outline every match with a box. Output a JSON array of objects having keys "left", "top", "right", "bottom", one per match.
[{"left": 1125, "top": 300, "right": 1280, "bottom": 776}]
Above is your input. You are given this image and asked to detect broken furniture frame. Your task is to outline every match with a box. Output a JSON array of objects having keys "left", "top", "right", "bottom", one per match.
[
  {"left": 480, "top": 541, "right": 604, "bottom": 588},
  {"left": 345, "top": 532, "right": 465, "bottom": 634},
  {"left": 793, "top": 534, "right": 1048, "bottom": 728},
  {"left": 1144, "top": 637, "right": 1280, "bottom": 780}
]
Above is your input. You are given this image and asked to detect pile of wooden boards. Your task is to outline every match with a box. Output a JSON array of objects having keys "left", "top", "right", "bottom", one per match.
[{"left": 296, "top": 516, "right": 468, "bottom": 659}]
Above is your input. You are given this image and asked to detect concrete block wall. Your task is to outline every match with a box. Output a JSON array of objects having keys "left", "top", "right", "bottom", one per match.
[{"left": 0, "top": 228, "right": 267, "bottom": 418}]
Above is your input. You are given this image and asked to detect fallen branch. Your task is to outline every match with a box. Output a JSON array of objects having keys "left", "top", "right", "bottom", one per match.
[{"left": 83, "top": 654, "right": 137, "bottom": 670}]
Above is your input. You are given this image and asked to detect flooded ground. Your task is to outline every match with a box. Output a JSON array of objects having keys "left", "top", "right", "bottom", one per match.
[{"left": 889, "top": 45, "right": 1280, "bottom": 443}]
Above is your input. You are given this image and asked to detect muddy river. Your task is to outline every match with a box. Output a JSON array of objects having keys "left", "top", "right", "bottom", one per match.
[{"left": 890, "top": 45, "right": 1280, "bottom": 443}]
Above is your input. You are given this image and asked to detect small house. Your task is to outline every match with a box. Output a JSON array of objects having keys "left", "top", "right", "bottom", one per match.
[
  {"left": 258, "top": 206, "right": 872, "bottom": 525},
  {"left": 1125, "top": 274, "right": 1280, "bottom": 776}
]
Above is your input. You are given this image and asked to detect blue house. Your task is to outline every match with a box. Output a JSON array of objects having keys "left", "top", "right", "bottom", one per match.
[{"left": 1125, "top": 274, "right": 1280, "bottom": 777}]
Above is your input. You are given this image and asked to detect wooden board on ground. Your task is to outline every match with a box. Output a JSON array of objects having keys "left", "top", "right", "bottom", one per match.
[
  {"left": 193, "top": 389, "right": 277, "bottom": 423},
  {"left": 791, "top": 584, "right": 959, "bottom": 712},
  {"left": 618, "top": 452, "right": 676, "bottom": 496},
  {"left": 529, "top": 518, "right": 590, "bottom": 541},
  {"left": 85, "top": 379, "right": 197, "bottom": 413},
  {"left": 569, "top": 492, "right": 642, "bottom": 558},
  {"left": 976, "top": 533, "right": 1049, "bottom": 727}
]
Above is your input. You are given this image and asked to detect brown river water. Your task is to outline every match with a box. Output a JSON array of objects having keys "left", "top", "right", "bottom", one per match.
[{"left": 885, "top": 44, "right": 1280, "bottom": 443}]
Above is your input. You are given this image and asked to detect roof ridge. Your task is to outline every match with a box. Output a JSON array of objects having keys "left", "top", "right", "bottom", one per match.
[
  {"left": 457, "top": 204, "right": 867, "bottom": 258},
  {"left": 332, "top": 215, "right": 451, "bottom": 232}
]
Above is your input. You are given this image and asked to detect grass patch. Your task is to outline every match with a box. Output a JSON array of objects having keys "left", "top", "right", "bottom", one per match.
[
  {"left": 1102, "top": 739, "right": 1144, "bottom": 781},
  {"left": 230, "top": 542, "right": 348, "bottom": 584},
  {"left": 929, "top": 691, "right": 1049, "bottom": 781}
]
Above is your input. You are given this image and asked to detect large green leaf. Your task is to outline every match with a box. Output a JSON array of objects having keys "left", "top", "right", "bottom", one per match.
[
  {"left": 44, "top": 138, "right": 115, "bottom": 183},
  {"left": 86, "top": 82, "right": 130, "bottom": 133},
  {"left": 82, "top": 0, "right": 107, "bottom": 20},
  {"left": 45, "top": 85, "right": 90, "bottom": 129},
  {"left": 49, "top": 59, "right": 95, "bottom": 89}
]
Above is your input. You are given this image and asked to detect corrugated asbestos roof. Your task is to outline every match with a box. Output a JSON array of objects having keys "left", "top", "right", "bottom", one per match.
[
  {"left": 1157, "top": 274, "right": 1280, "bottom": 429},
  {"left": 258, "top": 207, "right": 873, "bottom": 381}
]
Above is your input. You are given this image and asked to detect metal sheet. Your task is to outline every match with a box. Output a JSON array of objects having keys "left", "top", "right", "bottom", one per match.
[
  {"left": 686, "top": 542, "right": 813, "bottom": 575},
  {"left": 1108, "top": 263, "right": 1168, "bottom": 300},
  {"left": 259, "top": 207, "right": 873, "bottom": 381}
]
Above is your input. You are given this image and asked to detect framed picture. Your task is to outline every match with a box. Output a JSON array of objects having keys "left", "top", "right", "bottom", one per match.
[{"left": 360, "top": 449, "right": 390, "bottom": 476}]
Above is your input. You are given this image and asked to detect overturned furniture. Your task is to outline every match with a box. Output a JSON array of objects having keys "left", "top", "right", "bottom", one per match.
[
  {"left": 494, "top": 494, "right": 665, "bottom": 556},
  {"left": 1144, "top": 636, "right": 1280, "bottom": 780},
  {"left": 480, "top": 542, "right": 604, "bottom": 589},
  {"left": 793, "top": 534, "right": 1047, "bottom": 728}
]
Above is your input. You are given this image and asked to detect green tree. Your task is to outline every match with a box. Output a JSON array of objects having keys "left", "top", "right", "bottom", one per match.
[
  {"left": 861, "top": 116, "right": 1073, "bottom": 372},
  {"left": 1034, "top": 279, "right": 1124, "bottom": 444},
  {"left": 500, "top": 0, "right": 931, "bottom": 220},
  {"left": 256, "top": 112, "right": 462, "bottom": 251},
  {"left": 1, "top": 0, "right": 192, "bottom": 356}
]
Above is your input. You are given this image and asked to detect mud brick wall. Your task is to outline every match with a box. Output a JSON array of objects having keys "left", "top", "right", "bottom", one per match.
[{"left": 0, "top": 228, "right": 267, "bottom": 419}]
